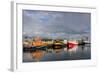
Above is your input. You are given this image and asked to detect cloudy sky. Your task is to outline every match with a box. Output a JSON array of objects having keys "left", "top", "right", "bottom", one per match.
[{"left": 22, "top": 10, "right": 91, "bottom": 38}]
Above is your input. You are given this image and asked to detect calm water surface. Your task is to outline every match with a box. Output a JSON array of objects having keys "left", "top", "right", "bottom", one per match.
[{"left": 23, "top": 44, "right": 91, "bottom": 62}]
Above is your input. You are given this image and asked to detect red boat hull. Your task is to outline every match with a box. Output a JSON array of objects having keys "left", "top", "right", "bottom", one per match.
[{"left": 67, "top": 42, "right": 78, "bottom": 49}]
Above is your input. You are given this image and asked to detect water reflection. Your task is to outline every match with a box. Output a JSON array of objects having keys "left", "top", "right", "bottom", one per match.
[
  {"left": 31, "top": 50, "right": 46, "bottom": 61},
  {"left": 23, "top": 44, "right": 91, "bottom": 62},
  {"left": 64, "top": 45, "right": 78, "bottom": 56}
]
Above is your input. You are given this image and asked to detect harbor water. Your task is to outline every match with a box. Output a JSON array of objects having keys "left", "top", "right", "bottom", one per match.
[{"left": 23, "top": 44, "right": 91, "bottom": 62}]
